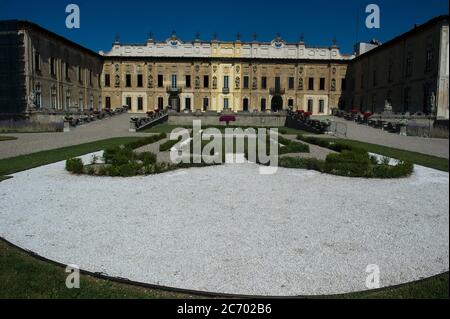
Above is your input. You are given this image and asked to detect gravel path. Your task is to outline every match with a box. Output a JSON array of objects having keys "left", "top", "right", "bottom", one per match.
[
  {"left": 281, "top": 135, "right": 335, "bottom": 160},
  {"left": 0, "top": 156, "right": 448, "bottom": 296},
  {"left": 0, "top": 114, "right": 148, "bottom": 159}
]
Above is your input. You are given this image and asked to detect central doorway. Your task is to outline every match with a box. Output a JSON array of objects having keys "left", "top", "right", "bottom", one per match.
[
  {"left": 271, "top": 95, "right": 283, "bottom": 112},
  {"left": 169, "top": 95, "right": 180, "bottom": 112}
]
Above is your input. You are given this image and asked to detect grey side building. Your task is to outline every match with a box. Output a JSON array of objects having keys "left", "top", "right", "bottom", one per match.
[{"left": 0, "top": 20, "right": 103, "bottom": 119}]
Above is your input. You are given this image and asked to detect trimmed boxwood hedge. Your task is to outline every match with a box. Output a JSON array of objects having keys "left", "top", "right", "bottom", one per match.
[
  {"left": 278, "top": 136, "right": 310, "bottom": 155},
  {"left": 65, "top": 158, "right": 84, "bottom": 174},
  {"left": 159, "top": 138, "right": 181, "bottom": 152},
  {"left": 287, "top": 134, "right": 414, "bottom": 178}
]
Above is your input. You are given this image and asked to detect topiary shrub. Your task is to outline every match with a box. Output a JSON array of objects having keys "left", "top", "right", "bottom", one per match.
[
  {"left": 103, "top": 146, "right": 134, "bottom": 166},
  {"left": 118, "top": 163, "right": 141, "bottom": 177},
  {"left": 279, "top": 156, "right": 325, "bottom": 171},
  {"left": 66, "top": 158, "right": 84, "bottom": 174},
  {"left": 278, "top": 136, "right": 310, "bottom": 154},
  {"left": 160, "top": 139, "right": 181, "bottom": 152},
  {"left": 324, "top": 150, "right": 373, "bottom": 177},
  {"left": 372, "top": 161, "right": 414, "bottom": 178},
  {"left": 126, "top": 133, "right": 166, "bottom": 149},
  {"left": 137, "top": 152, "right": 157, "bottom": 165}
]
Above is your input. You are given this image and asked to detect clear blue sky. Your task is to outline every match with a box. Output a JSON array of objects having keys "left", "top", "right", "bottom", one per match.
[{"left": 0, "top": 0, "right": 448, "bottom": 54}]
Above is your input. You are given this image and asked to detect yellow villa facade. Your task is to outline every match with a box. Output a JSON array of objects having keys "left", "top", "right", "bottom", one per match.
[{"left": 100, "top": 33, "right": 353, "bottom": 114}]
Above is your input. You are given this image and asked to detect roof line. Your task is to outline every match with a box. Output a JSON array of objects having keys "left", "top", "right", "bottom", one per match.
[
  {"left": 0, "top": 19, "right": 102, "bottom": 58},
  {"left": 353, "top": 14, "right": 449, "bottom": 61}
]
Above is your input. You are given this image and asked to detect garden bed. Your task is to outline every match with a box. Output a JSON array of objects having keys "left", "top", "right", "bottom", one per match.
[{"left": 279, "top": 134, "right": 415, "bottom": 179}]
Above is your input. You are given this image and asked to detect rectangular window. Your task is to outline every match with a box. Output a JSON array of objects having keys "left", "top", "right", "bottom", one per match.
[
  {"left": 185, "top": 75, "right": 191, "bottom": 88},
  {"left": 185, "top": 98, "right": 191, "bottom": 110},
  {"left": 261, "top": 98, "right": 266, "bottom": 111},
  {"left": 308, "top": 99, "right": 313, "bottom": 113},
  {"left": 105, "top": 74, "right": 110, "bottom": 87},
  {"left": 341, "top": 78, "right": 346, "bottom": 91},
  {"left": 137, "top": 97, "right": 143, "bottom": 111},
  {"left": 406, "top": 54, "right": 413, "bottom": 77},
  {"left": 105, "top": 97, "right": 111, "bottom": 109},
  {"left": 203, "top": 75, "right": 209, "bottom": 88},
  {"left": 126, "top": 74, "right": 132, "bottom": 87},
  {"left": 261, "top": 76, "right": 267, "bottom": 89},
  {"left": 203, "top": 97, "right": 209, "bottom": 111},
  {"left": 89, "top": 71, "right": 93, "bottom": 86},
  {"left": 126, "top": 97, "right": 132, "bottom": 109},
  {"left": 223, "top": 76, "right": 229, "bottom": 89},
  {"left": 319, "top": 100, "right": 325, "bottom": 113},
  {"left": 388, "top": 63, "right": 393, "bottom": 82},
  {"left": 78, "top": 67, "right": 83, "bottom": 83},
  {"left": 243, "top": 76, "right": 249, "bottom": 89},
  {"left": 288, "top": 77, "right": 295, "bottom": 90},
  {"left": 65, "top": 62, "right": 70, "bottom": 80},
  {"left": 158, "top": 97, "right": 164, "bottom": 109},
  {"left": 224, "top": 98, "right": 229, "bottom": 110},
  {"left": 373, "top": 70, "right": 377, "bottom": 87},
  {"left": 50, "top": 57, "right": 56, "bottom": 76},
  {"left": 319, "top": 78, "right": 325, "bottom": 90},
  {"left": 308, "top": 78, "right": 314, "bottom": 90},
  {"left": 137, "top": 74, "right": 143, "bottom": 87},
  {"left": 34, "top": 52, "right": 41, "bottom": 72},
  {"left": 275, "top": 77, "right": 281, "bottom": 90},
  {"left": 158, "top": 74, "right": 164, "bottom": 87},
  {"left": 404, "top": 87, "right": 410, "bottom": 111},
  {"left": 425, "top": 48, "right": 433, "bottom": 72},
  {"left": 171, "top": 74, "right": 177, "bottom": 88}
]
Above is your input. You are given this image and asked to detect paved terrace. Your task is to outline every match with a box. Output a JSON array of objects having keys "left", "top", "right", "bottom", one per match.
[
  {"left": 330, "top": 117, "right": 449, "bottom": 159},
  {"left": 0, "top": 113, "right": 448, "bottom": 159}
]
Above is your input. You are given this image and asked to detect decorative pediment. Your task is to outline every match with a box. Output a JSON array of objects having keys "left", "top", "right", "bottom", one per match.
[
  {"left": 271, "top": 34, "right": 286, "bottom": 49},
  {"left": 166, "top": 32, "right": 183, "bottom": 47}
]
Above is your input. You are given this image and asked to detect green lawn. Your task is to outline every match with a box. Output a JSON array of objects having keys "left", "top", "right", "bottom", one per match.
[
  {"left": 0, "top": 136, "right": 17, "bottom": 142},
  {"left": 0, "top": 136, "right": 448, "bottom": 299},
  {"left": 323, "top": 138, "right": 449, "bottom": 172},
  {"left": 0, "top": 137, "right": 142, "bottom": 179},
  {"left": 1, "top": 239, "right": 447, "bottom": 299}
]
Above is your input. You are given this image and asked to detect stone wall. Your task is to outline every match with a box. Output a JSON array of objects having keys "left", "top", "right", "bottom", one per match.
[{"left": 166, "top": 111, "right": 287, "bottom": 127}]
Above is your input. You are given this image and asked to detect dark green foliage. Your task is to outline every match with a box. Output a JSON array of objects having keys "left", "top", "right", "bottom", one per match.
[
  {"left": 86, "top": 166, "right": 96, "bottom": 176},
  {"left": 118, "top": 163, "right": 141, "bottom": 177},
  {"left": 159, "top": 138, "right": 181, "bottom": 152},
  {"left": 294, "top": 134, "right": 414, "bottom": 178},
  {"left": 137, "top": 152, "right": 157, "bottom": 165},
  {"left": 279, "top": 157, "right": 325, "bottom": 171},
  {"left": 126, "top": 133, "right": 166, "bottom": 149},
  {"left": 372, "top": 161, "right": 414, "bottom": 178},
  {"left": 324, "top": 150, "right": 373, "bottom": 177},
  {"left": 65, "top": 158, "right": 84, "bottom": 174},
  {"left": 278, "top": 136, "right": 310, "bottom": 154}
]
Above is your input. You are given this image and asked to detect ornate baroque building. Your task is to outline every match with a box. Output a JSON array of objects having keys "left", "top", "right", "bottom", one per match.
[
  {"left": 0, "top": 15, "right": 448, "bottom": 119},
  {"left": 100, "top": 33, "right": 351, "bottom": 114}
]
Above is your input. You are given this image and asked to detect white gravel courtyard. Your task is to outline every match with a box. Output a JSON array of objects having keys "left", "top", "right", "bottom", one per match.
[{"left": 0, "top": 154, "right": 448, "bottom": 296}]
